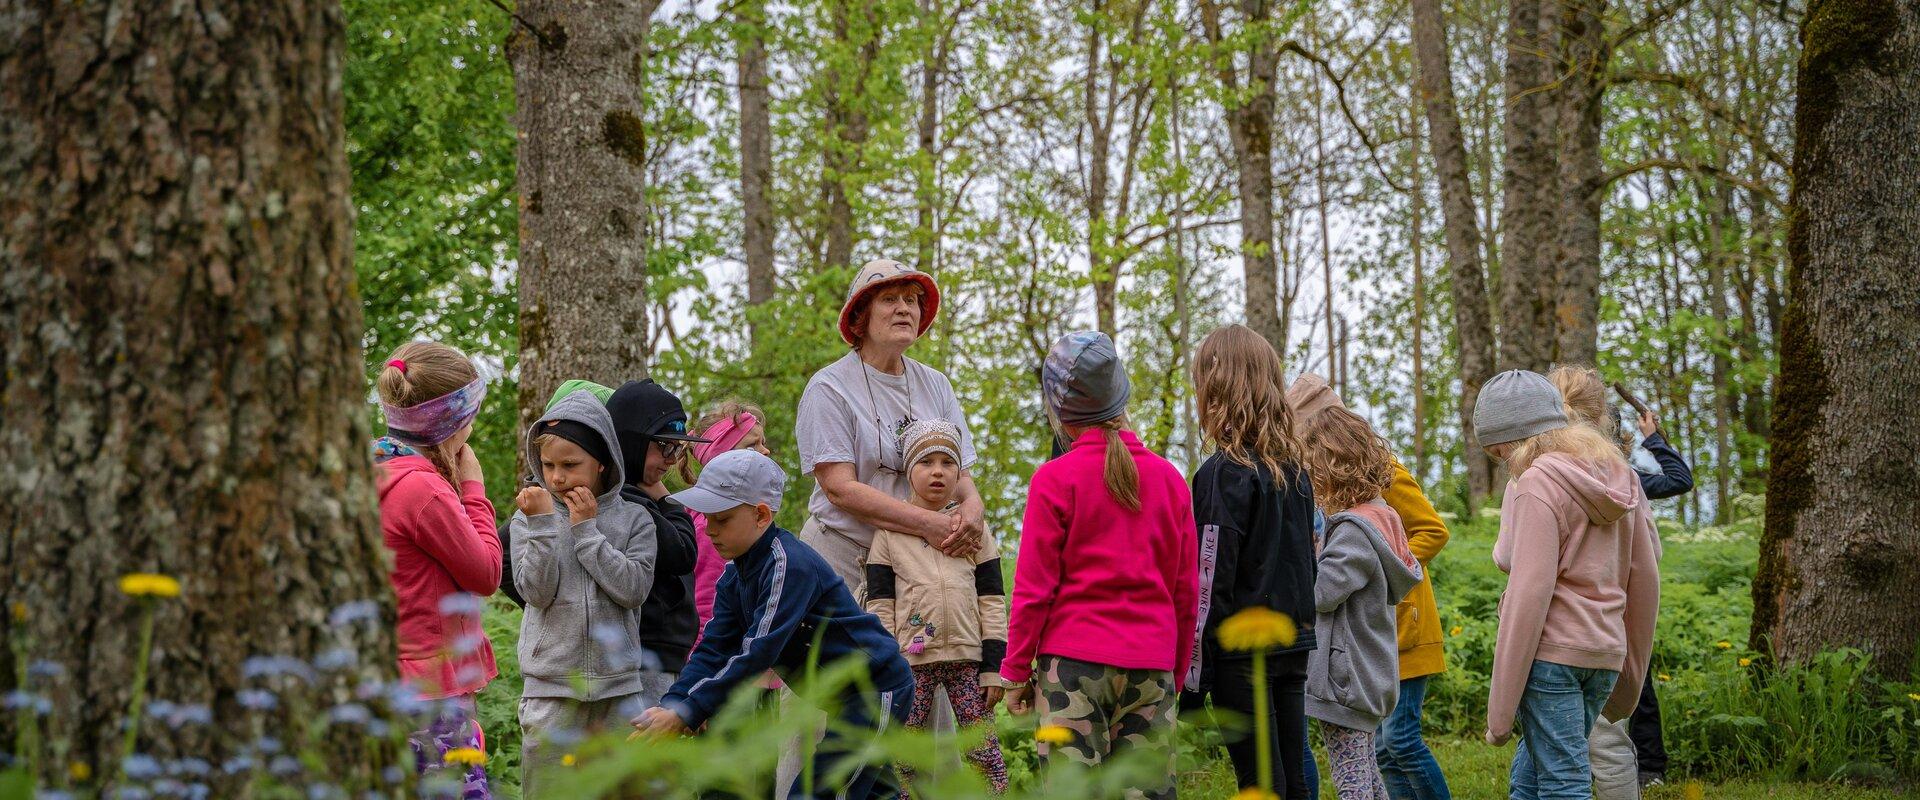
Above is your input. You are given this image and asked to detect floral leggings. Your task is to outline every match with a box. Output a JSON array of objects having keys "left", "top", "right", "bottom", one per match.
[
  {"left": 899, "top": 660, "right": 1010, "bottom": 796},
  {"left": 1323, "top": 723, "right": 1388, "bottom": 800},
  {"left": 410, "top": 694, "right": 491, "bottom": 800}
]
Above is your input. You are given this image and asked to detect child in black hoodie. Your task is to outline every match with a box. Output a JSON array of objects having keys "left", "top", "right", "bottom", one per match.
[{"left": 1185, "top": 325, "right": 1319, "bottom": 799}]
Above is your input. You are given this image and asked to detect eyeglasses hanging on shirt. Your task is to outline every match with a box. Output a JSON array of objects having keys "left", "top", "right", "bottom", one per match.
[{"left": 862, "top": 362, "right": 916, "bottom": 477}]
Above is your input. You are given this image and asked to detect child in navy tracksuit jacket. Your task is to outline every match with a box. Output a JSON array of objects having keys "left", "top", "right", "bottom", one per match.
[{"left": 633, "top": 449, "right": 914, "bottom": 800}]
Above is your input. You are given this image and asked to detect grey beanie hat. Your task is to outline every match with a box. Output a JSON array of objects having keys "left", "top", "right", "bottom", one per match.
[
  {"left": 1042, "top": 331, "right": 1131, "bottom": 426},
  {"left": 1473, "top": 369, "right": 1568, "bottom": 446}
]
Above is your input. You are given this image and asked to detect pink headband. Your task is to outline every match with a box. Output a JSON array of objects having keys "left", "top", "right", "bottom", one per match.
[{"left": 693, "top": 413, "right": 759, "bottom": 465}]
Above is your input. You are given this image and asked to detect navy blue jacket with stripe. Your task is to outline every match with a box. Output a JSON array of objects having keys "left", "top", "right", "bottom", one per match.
[{"left": 662, "top": 524, "right": 913, "bottom": 728}]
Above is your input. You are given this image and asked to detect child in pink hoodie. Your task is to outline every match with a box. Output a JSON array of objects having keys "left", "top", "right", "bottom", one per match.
[
  {"left": 679, "top": 398, "right": 773, "bottom": 645},
  {"left": 1474, "top": 370, "right": 1660, "bottom": 800},
  {"left": 373, "top": 342, "right": 500, "bottom": 798},
  {"left": 1002, "top": 332, "right": 1198, "bottom": 800}
]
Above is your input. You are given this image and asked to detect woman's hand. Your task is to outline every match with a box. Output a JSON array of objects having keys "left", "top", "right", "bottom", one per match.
[
  {"left": 566, "top": 486, "right": 599, "bottom": 525},
  {"left": 935, "top": 498, "right": 987, "bottom": 558},
  {"left": 516, "top": 486, "right": 555, "bottom": 516}
]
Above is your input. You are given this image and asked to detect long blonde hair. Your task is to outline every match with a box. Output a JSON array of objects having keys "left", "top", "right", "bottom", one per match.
[
  {"left": 1295, "top": 407, "right": 1395, "bottom": 514},
  {"left": 1505, "top": 423, "right": 1628, "bottom": 476},
  {"left": 1546, "top": 365, "right": 1618, "bottom": 439},
  {"left": 376, "top": 341, "right": 477, "bottom": 484},
  {"left": 1193, "top": 324, "right": 1301, "bottom": 484},
  {"left": 1051, "top": 408, "right": 1141, "bottom": 512}
]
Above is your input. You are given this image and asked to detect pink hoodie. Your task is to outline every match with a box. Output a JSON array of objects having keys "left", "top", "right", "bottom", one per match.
[
  {"left": 1002, "top": 429, "right": 1199, "bottom": 690},
  {"left": 1488, "top": 452, "right": 1661, "bottom": 739},
  {"left": 376, "top": 455, "right": 501, "bottom": 699}
]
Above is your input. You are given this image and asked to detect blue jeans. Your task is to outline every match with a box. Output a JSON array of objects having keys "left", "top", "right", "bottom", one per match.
[
  {"left": 1509, "top": 661, "right": 1618, "bottom": 800},
  {"left": 791, "top": 680, "right": 914, "bottom": 799},
  {"left": 1376, "top": 676, "right": 1451, "bottom": 800},
  {"left": 1304, "top": 733, "right": 1319, "bottom": 799}
]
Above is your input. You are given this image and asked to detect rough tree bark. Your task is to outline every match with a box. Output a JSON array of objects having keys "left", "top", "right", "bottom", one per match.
[
  {"left": 0, "top": 0, "right": 393, "bottom": 786},
  {"left": 1497, "top": 0, "right": 1560, "bottom": 373},
  {"left": 1197, "top": 0, "right": 1285, "bottom": 351},
  {"left": 1752, "top": 0, "right": 1920, "bottom": 679},
  {"left": 1550, "top": 0, "right": 1606, "bottom": 368},
  {"left": 739, "top": 0, "right": 776, "bottom": 318},
  {"left": 510, "top": 0, "right": 657, "bottom": 434},
  {"left": 1411, "top": 0, "right": 1497, "bottom": 508},
  {"left": 1086, "top": 0, "right": 1117, "bottom": 337}
]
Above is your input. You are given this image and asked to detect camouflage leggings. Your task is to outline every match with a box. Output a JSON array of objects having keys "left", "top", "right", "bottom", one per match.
[{"left": 1034, "top": 655, "right": 1178, "bottom": 800}]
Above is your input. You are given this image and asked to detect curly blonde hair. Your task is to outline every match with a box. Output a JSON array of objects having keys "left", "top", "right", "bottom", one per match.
[
  {"left": 1546, "top": 365, "right": 1618, "bottom": 439},
  {"left": 1193, "top": 324, "right": 1302, "bottom": 484},
  {"left": 1296, "top": 406, "right": 1395, "bottom": 514}
]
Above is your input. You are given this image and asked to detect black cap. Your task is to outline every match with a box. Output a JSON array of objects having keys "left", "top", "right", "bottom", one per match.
[{"left": 607, "top": 380, "right": 712, "bottom": 445}]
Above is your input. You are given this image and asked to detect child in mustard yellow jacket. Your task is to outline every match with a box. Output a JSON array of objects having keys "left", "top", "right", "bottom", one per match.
[{"left": 864, "top": 419, "right": 1009, "bottom": 794}]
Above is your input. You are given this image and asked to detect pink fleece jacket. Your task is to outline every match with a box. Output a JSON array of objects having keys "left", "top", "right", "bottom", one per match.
[
  {"left": 1002, "top": 429, "right": 1199, "bottom": 690},
  {"left": 376, "top": 455, "right": 501, "bottom": 699},
  {"left": 1488, "top": 453, "right": 1661, "bottom": 739},
  {"left": 691, "top": 510, "right": 725, "bottom": 645}
]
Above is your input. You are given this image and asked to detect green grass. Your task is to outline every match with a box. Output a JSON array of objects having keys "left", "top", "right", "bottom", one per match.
[{"left": 1174, "top": 737, "right": 1920, "bottom": 798}]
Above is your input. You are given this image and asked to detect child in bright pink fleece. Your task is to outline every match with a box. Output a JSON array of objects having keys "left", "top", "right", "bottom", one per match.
[
  {"left": 680, "top": 398, "right": 772, "bottom": 646},
  {"left": 1002, "top": 331, "right": 1197, "bottom": 800}
]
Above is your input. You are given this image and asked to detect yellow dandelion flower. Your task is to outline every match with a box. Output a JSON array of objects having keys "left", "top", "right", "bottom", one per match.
[
  {"left": 1658, "top": 674, "right": 1672, "bottom": 682},
  {"left": 9, "top": 602, "right": 25, "bottom": 622},
  {"left": 561, "top": 753, "right": 576, "bottom": 767},
  {"left": 1450, "top": 626, "right": 1463, "bottom": 637},
  {"left": 1907, "top": 693, "right": 1920, "bottom": 702},
  {"left": 1232, "top": 789, "right": 1280, "bottom": 800},
  {"left": 118, "top": 574, "right": 181, "bottom": 598},
  {"left": 68, "top": 761, "right": 91, "bottom": 782},
  {"left": 1216, "top": 607, "right": 1297, "bottom": 652},
  {"left": 1683, "top": 780, "right": 1705, "bottom": 800},
  {"left": 442, "top": 747, "right": 486, "bottom": 767},
  {"left": 1715, "top": 640, "right": 1732, "bottom": 650},
  {"left": 1034, "top": 725, "right": 1074, "bottom": 746},
  {"left": 1738, "top": 658, "right": 1752, "bottom": 667}
]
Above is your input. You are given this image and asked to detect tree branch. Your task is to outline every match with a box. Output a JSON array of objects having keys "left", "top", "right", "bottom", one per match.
[
  {"left": 1279, "top": 40, "right": 1412, "bottom": 193},
  {"left": 1611, "top": 0, "right": 1694, "bottom": 48},
  {"left": 484, "top": 0, "right": 557, "bottom": 49},
  {"left": 1611, "top": 69, "right": 1791, "bottom": 173},
  {"left": 1596, "top": 158, "right": 1780, "bottom": 204}
]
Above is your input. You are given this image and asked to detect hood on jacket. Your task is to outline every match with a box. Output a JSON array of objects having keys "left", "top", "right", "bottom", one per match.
[
  {"left": 1333, "top": 503, "right": 1424, "bottom": 603},
  {"left": 1531, "top": 452, "right": 1640, "bottom": 525},
  {"left": 1285, "top": 373, "right": 1344, "bottom": 423},
  {"left": 525, "top": 390, "right": 627, "bottom": 501},
  {"left": 376, "top": 453, "right": 442, "bottom": 501}
]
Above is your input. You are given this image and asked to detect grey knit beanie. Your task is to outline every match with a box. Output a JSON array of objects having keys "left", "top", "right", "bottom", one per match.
[
  {"left": 1042, "top": 331, "right": 1131, "bottom": 426},
  {"left": 1473, "top": 369, "right": 1568, "bottom": 446}
]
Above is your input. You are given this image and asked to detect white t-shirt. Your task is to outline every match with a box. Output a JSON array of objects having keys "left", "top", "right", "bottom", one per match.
[{"left": 796, "top": 350, "right": 977, "bottom": 547}]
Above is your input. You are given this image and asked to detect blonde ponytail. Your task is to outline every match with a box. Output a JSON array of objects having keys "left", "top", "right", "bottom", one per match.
[{"left": 1099, "top": 418, "right": 1140, "bottom": 512}]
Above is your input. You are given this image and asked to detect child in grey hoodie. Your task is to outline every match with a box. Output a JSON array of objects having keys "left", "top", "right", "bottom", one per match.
[
  {"left": 1297, "top": 407, "right": 1424, "bottom": 800},
  {"left": 511, "top": 390, "right": 659, "bottom": 797}
]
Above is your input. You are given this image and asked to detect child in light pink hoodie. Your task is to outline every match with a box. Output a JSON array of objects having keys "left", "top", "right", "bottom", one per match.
[
  {"left": 679, "top": 398, "right": 772, "bottom": 646},
  {"left": 1474, "top": 370, "right": 1660, "bottom": 800}
]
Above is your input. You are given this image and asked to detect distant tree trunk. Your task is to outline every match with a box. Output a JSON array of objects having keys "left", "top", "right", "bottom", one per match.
[
  {"left": 0, "top": 0, "right": 392, "bottom": 787},
  {"left": 1704, "top": 178, "right": 1737, "bottom": 523},
  {"left": 1551, "top": 0, "right": 1605, "bottom": 368},
  {"left": 1085, "top": 0, "right": 1117, "bottom": 337},
  {"left": 1752, "top": 0, "right": 1920, "bottom": 679},
  {"left": 1410, "top": 99, "right": 1430, "bottom": 484},
  {"left": 739, "top": 0, "right": 776, "bottom": 320},
  {"left": 1312, "top": 19, "right": 1338, "bottom": 377},
  {"left": 1197, "top": 0, "right": 1284, "bottom": 351},
  {"left": 1497, "top": 0, "right": 1559, "bottom": 373},
  {"left": 511, "top": 0, "right": 656, "bottom": 434},
  {"left": 821, "top": 0, "right": 878, "bottom": 272},
  {"left": 1411, "top": 0, "right": 1496, "bottom": 508}
]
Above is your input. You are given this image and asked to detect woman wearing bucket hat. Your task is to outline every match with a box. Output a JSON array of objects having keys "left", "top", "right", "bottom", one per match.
[{"left": 795, "top": 258, "right": 986, "bottom": 590}]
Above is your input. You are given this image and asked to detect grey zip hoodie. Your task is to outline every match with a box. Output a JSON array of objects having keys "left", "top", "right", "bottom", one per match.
[
  {"left": 1306, "top": 500, "right": 1424, "bottom": 731},
  {"left": 512, "top": 390, "right": 659, "bottom": 701}
]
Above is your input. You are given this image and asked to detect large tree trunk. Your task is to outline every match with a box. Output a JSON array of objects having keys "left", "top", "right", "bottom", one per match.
[
  {"left": 1550, "top": 0, "right": 1605, "bottom": 368},
  {"left": 1752, "top": 0, "right": 1920, "bottom": 678},
  {"left": 914, "top": 0, "right": 946, "bottom": 276},
  {"left": 0, "top": 0, "right": 393, "bottom": 787},
  {"left": 739, "top": 0, "right": 776, "bottom": 316},
  {"left": 1497, "top": 0, "right": 1559, "bottom": 373},
  {"left": 821, "top": 0, "right": 878, "bottom": 272},
  {"left": 510, "top": 1, "right": 656, "bottom": 433},
  {"left": 1198, "top": 0, "right": 1284, "bottom": 351},
  {"left": 1411, "top": 0, "right": 1497, "bottom": 508}
]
